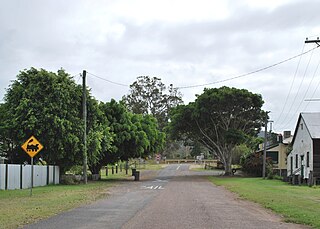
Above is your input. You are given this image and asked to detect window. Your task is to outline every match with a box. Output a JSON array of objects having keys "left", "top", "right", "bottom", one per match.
[
  {"left": 301, "top": 123, "right": 303, "bottom": 130},
  {"left": 307, "top": 152, "right": 310, "bottom": 167},
  {"left": 295, "top": 154, "right": 298, "bottom": 168},
  {"left": 266, "top": 151, "right": 279, "bottom": 164}
]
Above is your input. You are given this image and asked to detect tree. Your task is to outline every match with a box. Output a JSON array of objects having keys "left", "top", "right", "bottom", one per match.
[
  {"left": 2, "top": 68, "right": 90, "bottom": 172},
  {"left": 123, "top": 76, "right": 183, "bottom": 130},
  {"left": 98, "top": 100, "right": 165, "bottom": 164},
  {"left": 86, "top": 98, "right": 113, "bottom": 174},
  {"left": 169, "top": 86, "right": 265, "bottom": 175}
]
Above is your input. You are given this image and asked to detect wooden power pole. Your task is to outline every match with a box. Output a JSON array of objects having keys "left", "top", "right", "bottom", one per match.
[
  {"left": 82, "top": 70, "right": 87, "bottom": 184},
  {"left": 262, "top": 111, "right": 270, "bottom": 179}
]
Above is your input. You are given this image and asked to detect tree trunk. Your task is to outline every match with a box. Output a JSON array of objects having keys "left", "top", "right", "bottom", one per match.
[
  {"left": 223, "top": 155, "right": 232, "bottom": 176},
  {"left": 89, "top": 164, "right": 102, "bottom": 175}
]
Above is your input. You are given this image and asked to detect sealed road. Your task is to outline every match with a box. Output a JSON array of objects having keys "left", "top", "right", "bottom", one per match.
[{"left": 24, "top": 164, "right": 309, "bottom": 229}]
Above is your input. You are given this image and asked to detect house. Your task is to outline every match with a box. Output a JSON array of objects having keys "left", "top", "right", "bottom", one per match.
[
  {"left": 287, "top": 112, "right": 320, "bottom": 185},
  {"left": 257, "top": 131, "right": 292, "bottom": 176}
]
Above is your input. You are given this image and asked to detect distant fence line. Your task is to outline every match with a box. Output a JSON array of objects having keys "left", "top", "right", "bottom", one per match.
[
  {"left": 164, "top": 159, "right": 218, "bottom": 165},
  {"left": 0, "top": 164, "right": 59, "bottom": 190}
]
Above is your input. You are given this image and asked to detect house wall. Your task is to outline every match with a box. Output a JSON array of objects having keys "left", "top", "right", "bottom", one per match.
[
  {"left": 265, "top": 144, "right": 288, "bottom": 171},
  {"left": 288, "top": 118, "right": 313, "bottom": 178},
  {"left": 278, "top": 144, "right": 288, "bottom": 170}
]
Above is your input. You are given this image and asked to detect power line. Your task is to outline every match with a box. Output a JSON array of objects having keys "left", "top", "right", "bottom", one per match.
[
  {"left": 301, "top": 53, "right": 320, "bottom": 110},
  {"left": 303, "top": 57, "right": 320, "bottom": 110},
  {"left": 273, "top": 43, "right": 305, "bottom": 125},
  {"left": 277, "top": 47, "right": 315, "bottom": 129},
  {"left": 176, "top": 46, "right": 319, "bottom": 89},
  {"left": 87, "top": 72, "right": 129, "bottom": 87}
]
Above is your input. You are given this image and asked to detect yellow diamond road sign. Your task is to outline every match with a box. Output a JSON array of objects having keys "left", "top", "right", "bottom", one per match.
[{"left": 21, "top": 136, "right": 44, "bottom": 158}]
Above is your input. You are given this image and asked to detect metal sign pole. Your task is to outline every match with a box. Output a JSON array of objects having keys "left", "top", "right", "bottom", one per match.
[{"left": 30, "top": 157, "right": 33, "bottom": 196}]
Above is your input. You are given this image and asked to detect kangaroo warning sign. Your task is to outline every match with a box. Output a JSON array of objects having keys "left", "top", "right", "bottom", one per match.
[{"left": 21, "top": 136, "right": 44, "bottom": 158}]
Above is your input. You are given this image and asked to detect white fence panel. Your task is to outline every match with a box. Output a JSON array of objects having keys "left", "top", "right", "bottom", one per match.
[
  {"left": 22, "top": 165, "right": 32, "bottom": 189},
  {"left": 8, "top": 165, "right": 21, "bottom": 190},
  {"left": 54, "top": 166, "right": 60, "bottom": 184},
  {"left": 49, "top": 166, "right": 54, "bottom": 184},
  {"left": 33, "top": 165, "right": 46, "bottom": 187},
  {"left": 0, "top": 164, "right": 59, "bottom": 190},
  {"left": 0, "top": 164, "right": 5, "bottom": 190}
]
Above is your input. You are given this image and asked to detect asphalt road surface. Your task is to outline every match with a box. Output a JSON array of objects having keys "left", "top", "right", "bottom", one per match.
[{"left": 24, "top": 164, "right": 309, "bottom": 229}]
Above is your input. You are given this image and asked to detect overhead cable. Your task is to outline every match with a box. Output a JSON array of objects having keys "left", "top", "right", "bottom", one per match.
[
  {"left": 176, "top": 46, "right": 319, "bottom": 89},
  {"left": 87, "top": 72, "right": 129, "bottom": 87},
  {"left": 273, "top": 43, "right": 305, "bottom": 125}
]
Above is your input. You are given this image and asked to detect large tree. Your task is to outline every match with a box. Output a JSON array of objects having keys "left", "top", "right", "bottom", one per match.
[
  {"left": 1, "top": 68, "right": 99, "bottom": 172},
  {"left": 123, "top": 76, "right": 183, "bottom": 130},
  {"left": 169, "top": 86, "right": 265, "bottom": 175},
  {"left": 97, "top": 99, "right": 165, "bottom": 165}
]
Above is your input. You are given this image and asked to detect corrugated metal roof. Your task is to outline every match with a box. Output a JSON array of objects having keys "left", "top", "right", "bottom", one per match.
[{"left": 301, "top": 112, "right": 320, "bottom": 139}]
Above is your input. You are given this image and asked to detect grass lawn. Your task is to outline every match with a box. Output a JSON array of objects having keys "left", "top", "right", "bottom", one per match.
[
  {"left": 209, "top": 177, "right": 320, "bottom": 228},
  {"left": 0, "top": 181, "right": 117, "bottom": 229}
]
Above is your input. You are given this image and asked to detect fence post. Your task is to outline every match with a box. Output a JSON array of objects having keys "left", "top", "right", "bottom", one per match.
[
  {"left": 53, "top": 165, "right": 55, "bottom": 185},
  {"left": 20, "top": 164, "right": 23, "bottom": 189},
  {"left": 5, "top": 163, "right": 8, "bottom": 190},
  {"left": 105, "top": 166, "right": 108, "bottom": 176},
  {"left": 46, "top": 165, "right": 49, "bottom": 185},
  {"left": 125, "top": 161, "right": 128, "bottom": 175},
  {"left": 112, "top": 166, "right": 114, "bottom": 174}
]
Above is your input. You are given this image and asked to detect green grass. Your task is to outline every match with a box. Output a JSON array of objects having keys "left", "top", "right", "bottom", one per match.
[
  {"left": 209, "top": 177, "right": 320, "bottom": 228},
  {"left": 0, "top": 181, "right": 117, "bottom": 229},
  {"left": 140, "top": 163, "right": 166, "bottom": 170}
]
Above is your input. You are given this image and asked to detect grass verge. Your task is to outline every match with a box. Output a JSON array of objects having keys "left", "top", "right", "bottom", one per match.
[
  {"left": 208, "top": 177, "right": 320, "bottom": 228},
  {"left": 0, "top": 181, "right": 116, "bottom": 229}
]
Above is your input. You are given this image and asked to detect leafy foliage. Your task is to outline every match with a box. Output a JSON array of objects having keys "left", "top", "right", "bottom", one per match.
[
  {"left": 1, "top": 68, "right": 86, "bottom": 171},
  {"left": 1, "top": 68, "right": 165, "bottom": 175},
  {"left": 169, "top": 86, "right": 265, "bottom": 175},
  {"left": 123, "top": 76, "right": 183, "bottom": 130}
]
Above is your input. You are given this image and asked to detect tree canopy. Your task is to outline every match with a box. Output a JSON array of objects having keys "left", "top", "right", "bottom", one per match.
[
  {"left": 1, "top": 68, "right": 86, "bottom": 171},
  {"left": 123, "top": 76, "right": 183, "bottom": 130},
  {"left": 169, "top": 86, "right": 265, "bottom": 175},
  {"left": 0, "top": 68, "right": 165, "bottom": 174}
]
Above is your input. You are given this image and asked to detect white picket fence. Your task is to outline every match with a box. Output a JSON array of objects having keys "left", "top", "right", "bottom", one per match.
[{"left": 0, "top": 164, "right": 59, "bottom": 190}]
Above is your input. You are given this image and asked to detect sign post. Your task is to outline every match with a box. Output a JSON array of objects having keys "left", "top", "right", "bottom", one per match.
[{"left": 21, "top": 136, "right": 44, "bottom": 196}]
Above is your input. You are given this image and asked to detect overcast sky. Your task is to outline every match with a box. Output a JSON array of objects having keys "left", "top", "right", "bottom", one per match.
[{"left": 1, "top": 0, "right": 320, "bottom": 134}]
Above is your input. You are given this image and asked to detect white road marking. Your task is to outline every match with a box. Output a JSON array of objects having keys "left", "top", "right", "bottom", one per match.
[
  {"left": 176, "top": 165, "right": 180, "bottom": 170},
  {"left": 152, "top": 179, "right": 168, "bottom": 182},
  {"left": 141, "top": 185, "right": 165, "bottom": 190}
]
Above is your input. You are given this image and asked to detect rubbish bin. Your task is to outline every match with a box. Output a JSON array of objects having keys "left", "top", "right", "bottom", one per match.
[
  {"left": 134, "top": 171, "right": 140, "bottom": 181},
  {"left": 132, "top": 168, "right": 136, "bottom": 176}
]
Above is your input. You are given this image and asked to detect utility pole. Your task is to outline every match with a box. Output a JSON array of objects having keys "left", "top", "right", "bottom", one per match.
[
  {"left": 262, "top": 111, "right": 270, "bottom": 179},
  {"left": 305, "top": 37, "right": 320, "bottom": 47},
  {"left": 82, "top": 70, "right": 87, "bottom": 184}
]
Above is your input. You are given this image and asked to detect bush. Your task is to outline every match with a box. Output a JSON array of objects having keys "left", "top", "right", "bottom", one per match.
[
  {"left": 240, "top": 152, "right": 273, "bottom": 177},
  {"left": 67, "top": 165, "right": 83, "bottom": 175}
]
